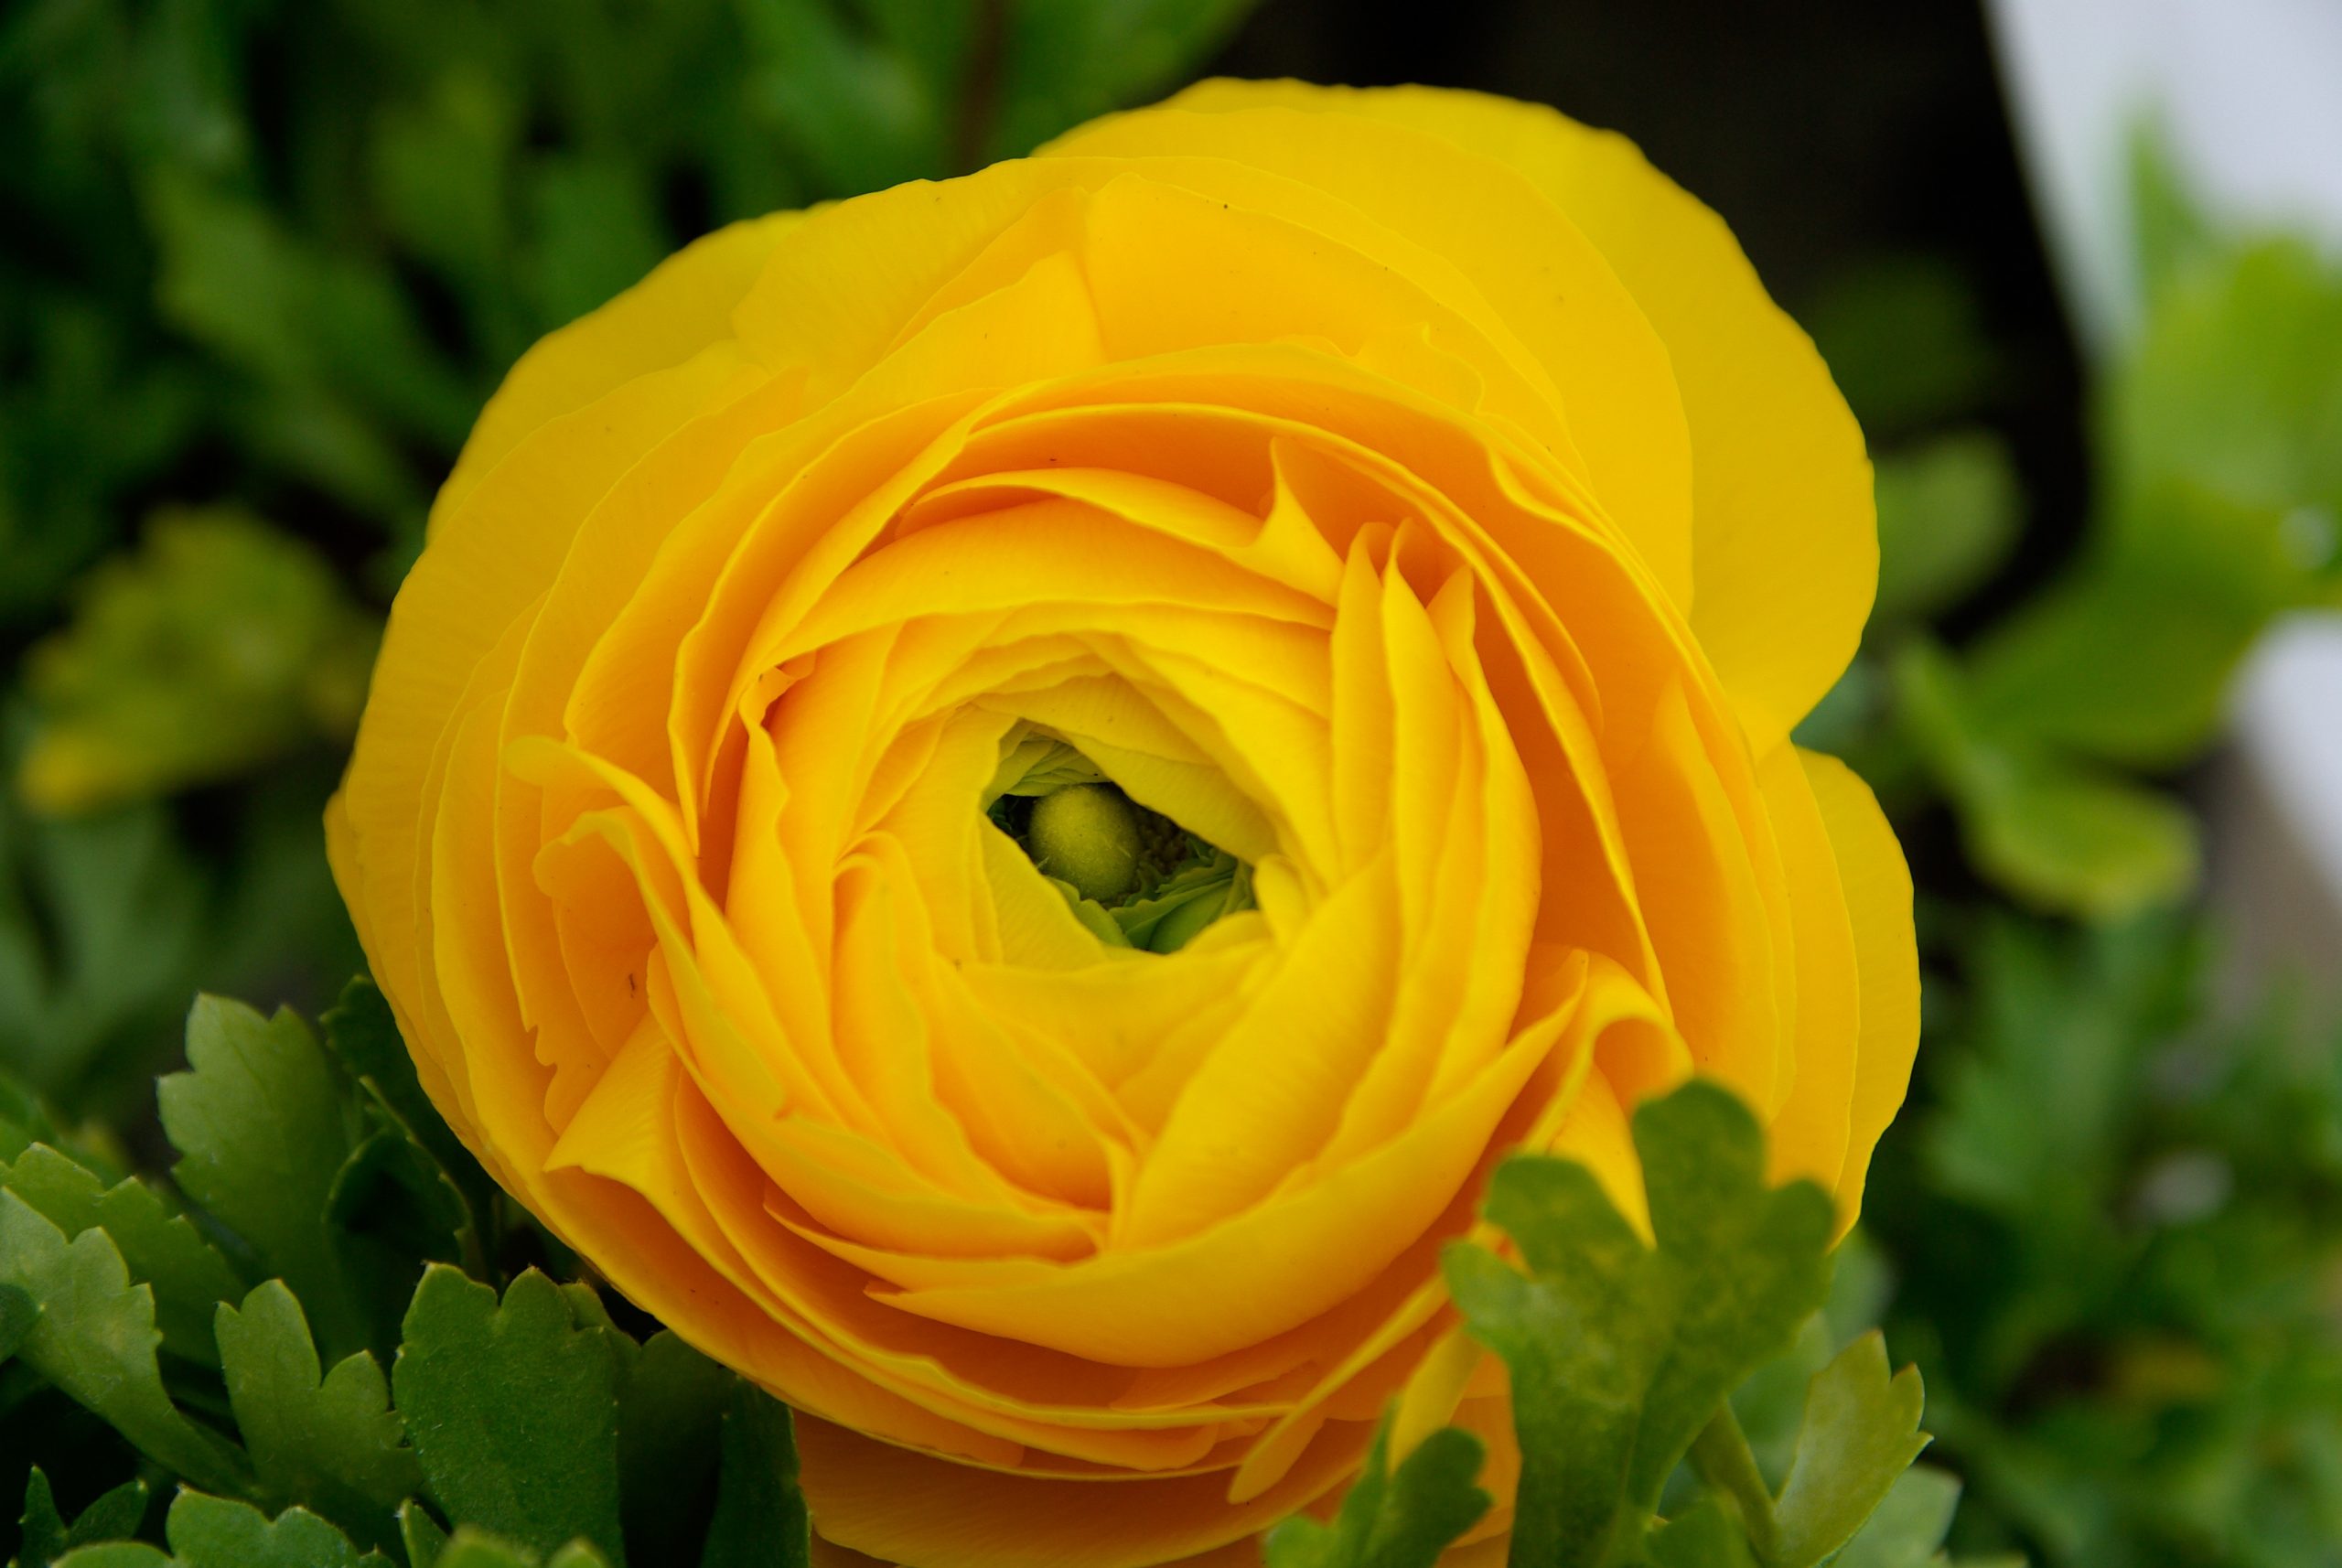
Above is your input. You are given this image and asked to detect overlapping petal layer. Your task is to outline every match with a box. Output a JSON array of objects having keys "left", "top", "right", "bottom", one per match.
[{"left": 330, "top": 81, "right": 1917, "bottom": 1568}]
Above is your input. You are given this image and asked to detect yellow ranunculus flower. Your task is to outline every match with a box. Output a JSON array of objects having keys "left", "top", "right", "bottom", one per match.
[{"left": 330, "top": 80, "right": 1918, "bottom": 1568}]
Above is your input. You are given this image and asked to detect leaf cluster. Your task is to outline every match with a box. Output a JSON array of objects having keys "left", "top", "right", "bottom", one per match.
[
  {"left": 1864, "top": 913, "right": 2342, "bottom": 1567},
  {"left": 0, "top": 982, "right": 809, "bottom": 1568},
  {"left": 1269, "top": 1083, "right": 1984, "bottom": 1568},
  {"left": 1797, "top": 145, "right": 2342, "bottom": 920}
]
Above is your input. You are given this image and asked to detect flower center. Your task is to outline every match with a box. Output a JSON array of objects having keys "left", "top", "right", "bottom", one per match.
[{"left": 983, "top": 726, "right": 1254, "bottom": 953}]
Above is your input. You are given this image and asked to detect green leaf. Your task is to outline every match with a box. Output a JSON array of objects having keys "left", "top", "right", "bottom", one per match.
[
  {"left": 18, "top": 1471, "right": 152, "bottom": 1568},
  {"left": 399, "top": 1498, "right": 452, "bottom": 1568},
  {"left": 1961, "top": 757, "right": 2198, "bottom": 921},
  {"left": 0, "top": 1188, "right": 250, "bottom": 1495},
  {"left": 0, "top": 1143, "right": 244, "bottom": 1366},
  {"left": 157, "top": 997, "right": 376, "bottom": 1363},
  {"left": 392, "top": 1267, "right": 628, "bottom": 1567},
  {"left": 159, "top": 1488, "right": 376, "bottom": 1568},
  {"left": 1894, "top": 641, "right": 2199, "bottom": 918},
  {"left": 431, "top": 1530, "right": 615, "bottom": 1568},
  {"left": 616, "top": 1332, "right": 732, "bottom": 1566},
  {"left": 990, "top": 0, "right": 1261, "bottom": 158},
  {"left": 217, "top": 1280, "right": 421, "bottom": 1547},
  {"left": 1869, "top": 432, "right": 2021, "bottom": 629},
  {"left": 319, "top": 979, "right": 477, "bottom": 1195},
  {"left": 1262, "top": 1423, "right": 1488, "bottom": 1568},
  {"left": 1830, "top": 1466, "right": 1961, "bottom": 1568},
  {"left": 698, "top": 1382, "right": 811, "bottom": 1568},
  {"left": 16, "top": 508, "right": 379, "bottom": 814},
  {"left": 1442, "top": 1081, "right": 1835, "bottom": 1568},
  {"left": 49, "top": 1545, "right": 172, "bottom": 1568},
  {"left": 1768, "top": 1335, "right": 1929, "bottom": 1567}
]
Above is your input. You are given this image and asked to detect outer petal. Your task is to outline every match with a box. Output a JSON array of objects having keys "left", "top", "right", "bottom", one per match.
[
  {"left": 1166, "top": 80, "right": 1876, "bottom": 751},
  {"left": 1797, "top": 750, "right": 1919, "bottom": 1212}
]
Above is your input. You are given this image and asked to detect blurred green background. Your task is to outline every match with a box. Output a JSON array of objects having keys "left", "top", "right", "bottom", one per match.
[{"left": 5, "top": 2, "right": 2341, "bottom": 1564}]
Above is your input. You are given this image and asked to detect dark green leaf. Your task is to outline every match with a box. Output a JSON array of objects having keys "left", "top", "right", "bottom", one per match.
[
  {"left": 400, "top": 1498, "right": 452, "bottom": 1568},
  {"left": 0, "top": 1189, "right": 250, "bottom": 1495},
  {"left": 1443, "top": 1081, "right": 1834, "bottom": 1568},
  {"left": 698, "top": 1382, "right": 811, "bottom": 1568},
  {"left": 48, "top": 1544, "right": 172, "bottom": 1568},
  {"left": 392, "top": 1267, "right": 628, "bottom": 1567},
  {"left": 157, "top": 997, "right": 374, "bottom": 1363},
  {"left": 216, "top": 1281, "right": 421, "bottom": 1547},
  {"left": 616, "top": 1332, "right": 732, "bottom": 1567},
  {"left": 0, "top": 1281, "right": 35, "bottom": 1362},
  {"left": 1262, "top": 1423, "right": 1488, "bottom": 1568}
]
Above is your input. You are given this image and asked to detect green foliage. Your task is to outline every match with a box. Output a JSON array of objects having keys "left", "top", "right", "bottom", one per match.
[
  {"left": 1413, "top": 1082, "right": 1939, "bottom": 1568},
  {"left": 16, "top": 510, "right": 378, "bottom": 816},
  {"left": 1263, "top": 1424, "right": 1489, "bottom": 1568},
  {"left": 217, "top": 1283, "right": 419, "bottom": 1550},
  {"left": 1803, "top": 155, "right": 2342, "bottom": 921},
  {"left": 0, "top": 994, "right": 810, "bottom": 1568},
  {"left": 1871, "top": 914, "right": 2342, "bottom": 1565},
  {"left": 17, "top": 1472, "right": 152, "bottom": 1568},
  {"left": 393, "top": 1269, "right": 628, "bottom": 1566}
]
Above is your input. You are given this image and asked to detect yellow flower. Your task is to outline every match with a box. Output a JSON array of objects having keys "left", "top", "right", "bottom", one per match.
[{"left": 329, "top": 80, "right": 1918, "bottom": 1568}]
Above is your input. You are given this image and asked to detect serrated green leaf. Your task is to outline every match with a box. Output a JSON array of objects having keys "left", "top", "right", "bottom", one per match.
[
  {"left": 698, "top": 1382, "right": 810, "bottom": 1568},
  {"left": 392, "top": 1267, "right": 627, "bottom": 1567},
  {"left": 160, "top": 1488, "right": 374, "bottom": 1568},
  {"left": 1831, "top": 1466, "right": 1962, "bottom": 1568},
  {"left": 1262, "top": 1423, "right": 1488, "bottom": 1568},
  {"left": 0, "top": 1189, "right": 250, "bottom": 1496},
  {"left": 217, "top": 1280, "right": 420, "bottom": 1547},
  {"left": 1769, "top": 1335, "right": 1929, "bottom": 1567},
  {"left": 1443, "top": 1081, "right": 1835, "bottom": 1568},
  {"left": 157, "top": 996, "right": 378, "bottom": 1362},
  {"left": 18, "top": 1470, "right": 152, "bottom": 1568},
  {"left": 0, "top": 1143, "right": 243, "bottom": 1365},
  {"left": 616, "top": 1332, "right": 731, "bottom": 1567}
]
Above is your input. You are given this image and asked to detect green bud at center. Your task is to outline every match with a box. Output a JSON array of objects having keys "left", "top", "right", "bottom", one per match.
[{"left": 1026, "top": 783, "right": 1142, "bottom": 904}]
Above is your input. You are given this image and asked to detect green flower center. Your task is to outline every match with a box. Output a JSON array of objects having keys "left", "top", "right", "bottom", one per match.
[{"left": 983, "top": 727, "right": 1254, "bottom": 954}]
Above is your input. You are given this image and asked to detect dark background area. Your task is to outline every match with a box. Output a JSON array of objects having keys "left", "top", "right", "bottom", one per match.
[{"left": 1218, "top": 0, "right": 2090, "bottom": 594}]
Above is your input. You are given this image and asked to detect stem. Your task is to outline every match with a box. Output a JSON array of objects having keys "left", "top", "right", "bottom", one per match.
[{"left": 1689, "top": 1402, "right": 1778, "bottom": 1563}]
